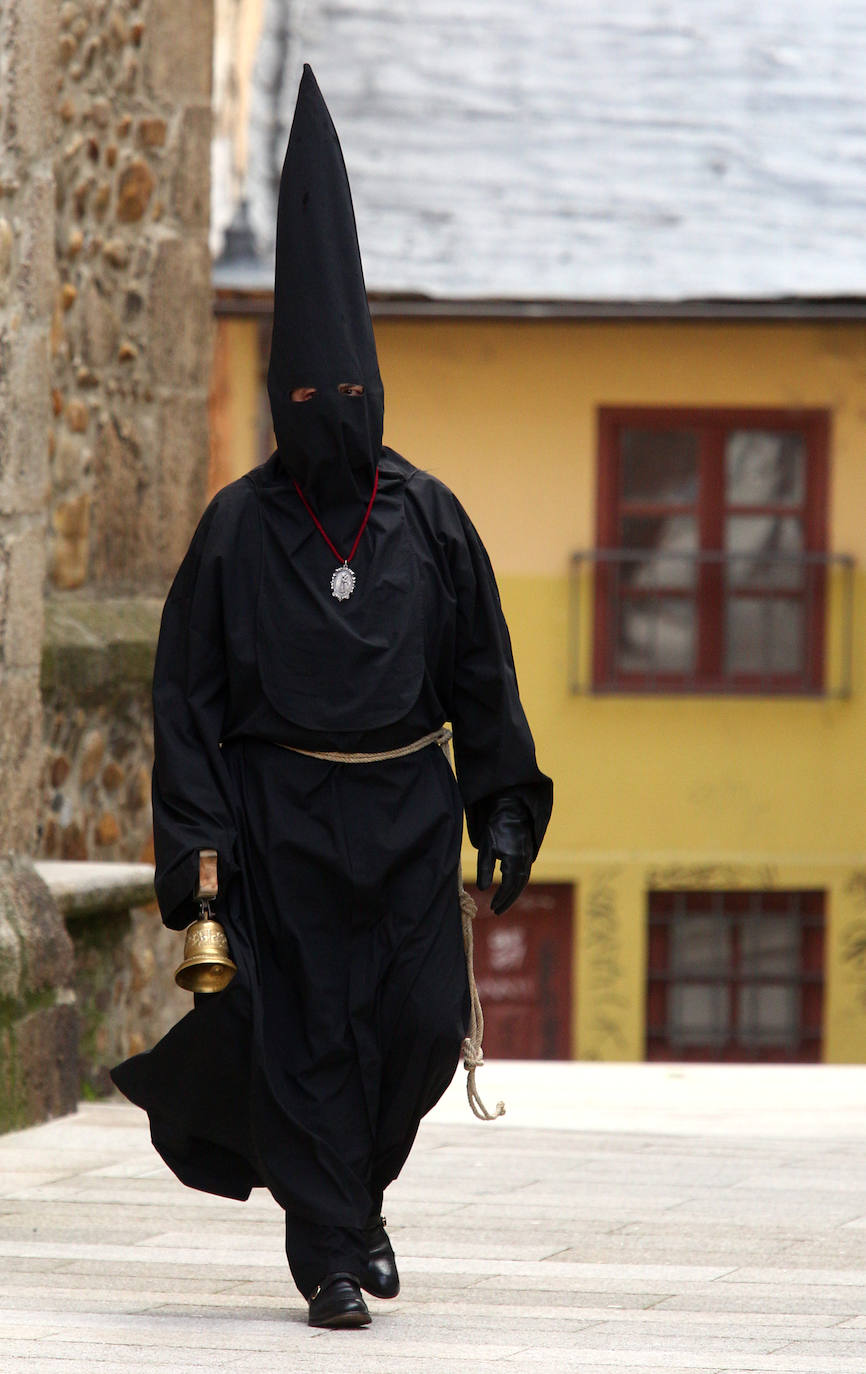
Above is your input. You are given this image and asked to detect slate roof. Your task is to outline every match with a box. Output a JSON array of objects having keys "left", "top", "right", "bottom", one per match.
[{"left": 216, "top": 0, "right": 866, "bottom": 304}]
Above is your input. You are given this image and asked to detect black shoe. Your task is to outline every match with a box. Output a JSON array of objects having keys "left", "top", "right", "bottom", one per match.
[
  {"left": 308, "top": 1272, "right": 371, "bottom": 1328},
  {"left": 361, "top": 1215, "right": 400, "bottom": 1299}
]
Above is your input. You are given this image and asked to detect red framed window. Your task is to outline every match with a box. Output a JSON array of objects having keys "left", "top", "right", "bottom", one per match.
[
  {"left": 594, "top": 408, "right": 830, "bottom": 693},
  {"left": 647, "top": 890, "right": 824, "bottom": 1062}
]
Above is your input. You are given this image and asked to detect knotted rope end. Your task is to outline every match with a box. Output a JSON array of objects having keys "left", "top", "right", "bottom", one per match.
[
  {"left": 443, "top": 731, "right": 504, "bottom": 1124},
  {"left": 462, "top": 1038, "right": 506, "bottom": 1120}
]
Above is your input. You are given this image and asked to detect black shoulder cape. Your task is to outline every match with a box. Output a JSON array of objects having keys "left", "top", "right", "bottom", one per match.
[{"left": 149, "top": 449, "right": 552, "bottom": 929}]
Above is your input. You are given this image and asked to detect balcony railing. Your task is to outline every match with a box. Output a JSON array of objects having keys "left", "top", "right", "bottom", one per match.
[{"left": 568, "top": 549, "right": 855, "bottom": 697}]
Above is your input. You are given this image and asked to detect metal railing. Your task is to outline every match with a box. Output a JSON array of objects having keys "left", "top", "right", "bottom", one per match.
[{"left": 568, "top": 548, "right": 855, "bottom": 697}]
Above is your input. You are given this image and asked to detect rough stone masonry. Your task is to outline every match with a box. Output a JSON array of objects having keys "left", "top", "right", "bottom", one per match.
[
  {"left": 39, "top": 0, "right": 216, "bottom": 874},
  {"left": 50, "top": 0, "right": 214, "bottom": 596},
  {"left": 0, "top": 1, "right": 56, "bottom": 853},
  {"left": 0, "top": 0, "right": 215, "bottom": 1129}
]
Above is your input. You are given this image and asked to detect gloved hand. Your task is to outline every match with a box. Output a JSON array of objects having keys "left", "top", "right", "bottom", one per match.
[{"left": 476, "top": 795, "right": 535, "bottom": 915}]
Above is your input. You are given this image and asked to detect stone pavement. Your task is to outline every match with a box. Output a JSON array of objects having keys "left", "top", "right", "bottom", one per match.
[{"left": 2, "top": 1062, "right": 866, "bottom": 1374}]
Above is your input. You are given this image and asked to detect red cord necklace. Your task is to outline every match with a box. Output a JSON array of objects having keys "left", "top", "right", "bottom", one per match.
[{"left": 293, "top": 468, "right": 379, "bottom": 601}]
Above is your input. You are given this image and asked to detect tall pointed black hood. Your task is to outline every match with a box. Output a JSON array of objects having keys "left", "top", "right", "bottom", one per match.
[{"left": 267, "top": 65, "right": 384, "bottom": 507}]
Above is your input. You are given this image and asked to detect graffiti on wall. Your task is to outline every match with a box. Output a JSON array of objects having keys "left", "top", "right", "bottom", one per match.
[
  {"left": 582, "top": 868, "right": 630, "bottom": 1059},
  {"left": 840, "top": 871, "right": 866, "bottom": 1011},
  {"left": 645, "top": 863, "right": 779, "bottom": 891}
]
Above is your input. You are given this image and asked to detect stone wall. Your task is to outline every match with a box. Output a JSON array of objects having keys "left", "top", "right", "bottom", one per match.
[
  {"left": 3, "top": 859, "right": 192, "bottom": 1122},
  {"left": 41, "top": 861, "right": 190, "bottom": 1096},
  {"left": 41, "top": 696, "right": 154, "bottom": 864},
  {"left": 0, "top": 2, "right": 57, "bottom": 852},
  {"left": 70, "top": 901, "right": 190, "bottom": 1095},
  {"left": 0, "top": 0, "right": 216, "bottom": 1132},
  {"left": 40, "top": 0, "right": 216, "bottom": 868},
  {"left": 50, "top": 0, "right": 214, "bottom": 596},
  {"left": 38, "top": 597, "right": 160, "bottom": 865},
  {"left": 1, "top": 0, "right": 216, "bottom": 844}
]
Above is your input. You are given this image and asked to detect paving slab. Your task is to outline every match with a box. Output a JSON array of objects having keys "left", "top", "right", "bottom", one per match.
[{"left": 2, "top": 1062, "right": 866, "bottom": 1373}]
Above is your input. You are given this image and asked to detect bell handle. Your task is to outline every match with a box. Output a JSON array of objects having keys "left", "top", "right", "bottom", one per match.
[{"left": 197, "top": 848, "right": 219, "bottom": 901}]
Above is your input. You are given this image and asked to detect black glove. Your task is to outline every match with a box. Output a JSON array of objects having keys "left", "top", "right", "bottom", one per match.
[{"left": 476, "top": 795, "right": 535, "bottom": 915}]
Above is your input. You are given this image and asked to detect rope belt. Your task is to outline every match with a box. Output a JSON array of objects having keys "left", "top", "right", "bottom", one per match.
[
  {"left": 277, "top": 726, "right": 452, "bottom": 765},
  {"left": 277, "top": 727, "right": 505, "bottom": 1122}
]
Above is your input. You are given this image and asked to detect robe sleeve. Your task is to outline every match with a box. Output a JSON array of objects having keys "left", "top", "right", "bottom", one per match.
[
  {"left": 446, "top": 498, "right": 553, "bottom": 858},
  {"left": 151, "top": 499, "right": 240, "bottom": 930}
]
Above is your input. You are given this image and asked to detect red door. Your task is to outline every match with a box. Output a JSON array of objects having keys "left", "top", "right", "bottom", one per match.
[{"left": 466, "top": 883, "right": 574, "bottom": 1060}]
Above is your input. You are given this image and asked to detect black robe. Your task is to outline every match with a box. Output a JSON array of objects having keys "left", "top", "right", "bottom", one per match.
[{"left": 111, "top": 448, "right": 552, "bottom": 1236}]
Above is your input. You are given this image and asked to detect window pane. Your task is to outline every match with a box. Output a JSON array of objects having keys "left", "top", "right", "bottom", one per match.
[
  {"left": 671, "top": 911, "right": 731, "bottom": 975},
  {"left": 738, "top": 983, "right": 799, "bottom": 1045},
  {"left": 741, "top": 914, "right": 800, "bottom": 976},
  {"left": 726, "top": 515, "right": 804, "bottom": 588},
  {"left": 621, "top": 428, "right": 699, "bottom": 504},
  {"left": 725, "top": 430, "right": 805, "bottom": 506},
  {"left": 726, "top": 598, "right": 804, "bottom": 675},
  {"left": 618, "top": 597, "right": 695, "bottom": 674},
  {"left": 670, "top": 983, "right": 729, "bottom": 1044},
  {"left": 620, "top": 515, "right": 697, "bottom": 588}
]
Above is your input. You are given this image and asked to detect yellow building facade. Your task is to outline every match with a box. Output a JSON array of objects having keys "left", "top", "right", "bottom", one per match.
[{"left": 210, "top": 308, "right": 866, "bottom": 1064}]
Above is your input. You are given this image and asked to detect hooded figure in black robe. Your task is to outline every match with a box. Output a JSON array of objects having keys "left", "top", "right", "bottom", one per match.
[{"left": 111, "top": 66, "right": 552, "bottom": 1316}]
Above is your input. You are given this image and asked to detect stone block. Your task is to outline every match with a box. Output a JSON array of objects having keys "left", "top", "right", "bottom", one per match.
[
  {"left": 138, "top": 118, "right": 167, "bottom": 149},
  {"left": 41, "top": 596, "right": 162, "bottom": 696},
  {"left": 154, "top": 393, "right": 210, "bottom": 580},
  {"left": 0, "top": 541, "right": 7, "bottom": 643},
  {"left": 2, "top": 1, "right": 58, "bottom": 160},
  {"left": 147, "top": 237, "right": 212, "bottom": 391},
  {"left": 0, "top": 858, "right": 78, "bottom": 1133},
  {"left": 87, "top": 97, "right": 111, "bottom": 128},
  {"left": 51, "top": 755, "right": 71, "bottom": 787},
  {"left": 80, "top": 277, "right": 120, "bottom": 368},
  {"left": 0, "top": 895, "right": 24, "bottom": 1001},
  {"left": 4, "top": 523, "right": 46, "bottom": 670},
  {"left": 172, "top": 106, "right": 211, "bottom": 230},
  {"left": 65, "top": 400, "right": 89, "bottom": 433},
  {"left": 80, "top": 729, "right": 105, "bottom": 784},
  {"left": 95, "top": 813, "right": 120, "bottom": 847},
  {"left": 0, "top": 216, "right": 13, "bottom": 306},
  {"left": 103, "top": 239, "right": 128, "bottom": 269},
  {"left": 144, "top": 0, "right": 213, "bottom": 104},
  {"left": 0, "top": 1002, "right": 79, "bottom": 1133},
  {"left": 0, "top": 677, "right": 42, "bottom": 852},
  {"left": 61, "top": 823, "right": 88, "bottom": 861},
  {"left": 0, "top": 859, "right": 74, "bottom": 996},
  {"left": 107, "top": 8, "right": 129, "bottom": 51},
  {"left": 116, "top": 159, "right": 155, "bottom": 223},
  {"left": 126, "top": 765, "right": 150, "bottom": 813},
  {"left": 51, "top": 493, "right": 91, "bottom": 590},
  {"left": 16, "top": 168, "right": 57, "bottom": 324},
  {"left": 0, "top": 324, "right": 52, "bottom": 516},
  {"left": 53, "top": 428, "right": 85, "bottom": 490},
  {"left": 102, "top": 761, "right": 124, "bottom": 792},
  {"left": 89, "top": 414, "right": 148, "bottom": 588}
]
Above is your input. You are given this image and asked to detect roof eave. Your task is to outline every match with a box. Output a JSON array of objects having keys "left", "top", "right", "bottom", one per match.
[{"left": 213, "top": 284, "right": 866, "bottom": 322}]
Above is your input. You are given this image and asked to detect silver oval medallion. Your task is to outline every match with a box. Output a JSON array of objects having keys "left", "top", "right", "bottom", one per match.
[{"left": 330, "top": 563, "right": 356, "bottom": 601}]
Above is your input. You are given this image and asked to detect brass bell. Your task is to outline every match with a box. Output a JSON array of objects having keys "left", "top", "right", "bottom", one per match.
[{"left": 174, "top": 901, "right": 237, "bottom": 994}]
